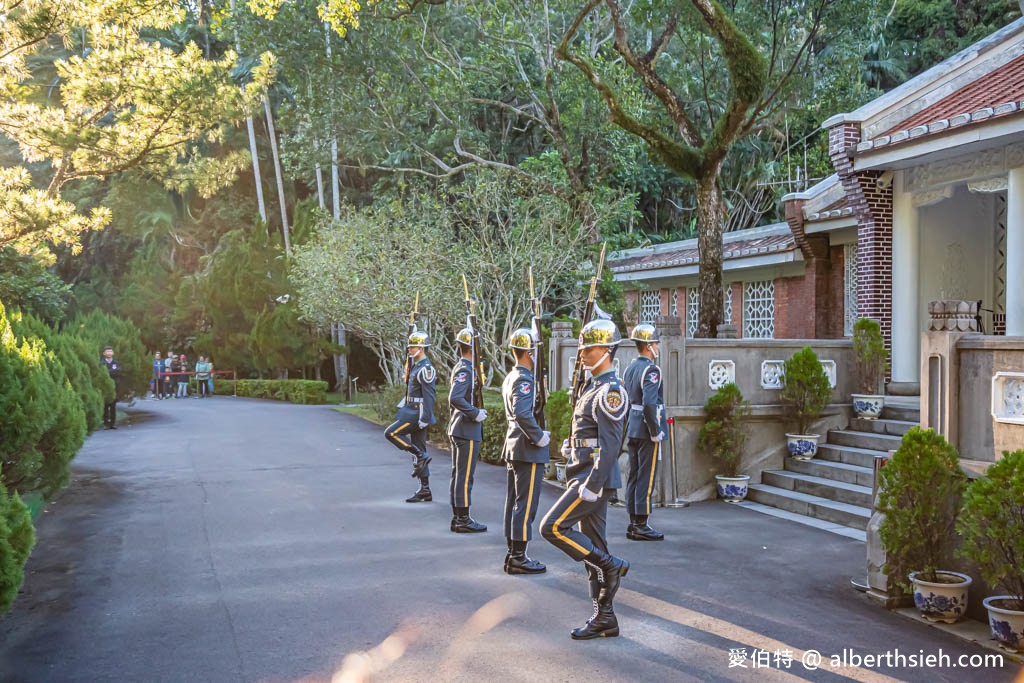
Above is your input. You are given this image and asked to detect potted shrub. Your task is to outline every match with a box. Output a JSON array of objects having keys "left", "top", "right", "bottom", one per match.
[
  {"left": 698, "top": 382, "right": 750, "bottom": 502},
  {"left": 780, "top": 346, "right": 831, "bottom": 460},
  {"left": 878, "top": 427, "right": 970, "bottom": 623},
  {"left": 957, "top": 449, "right": 1024, "bottom": 652},
  {"left": 852, "top": 318, "right": 887, "bottom": 419}
]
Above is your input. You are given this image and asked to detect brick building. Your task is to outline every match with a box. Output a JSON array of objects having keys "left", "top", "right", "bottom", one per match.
[{"left": 615, "top": 17, "right": 1024, "bottom": 395}]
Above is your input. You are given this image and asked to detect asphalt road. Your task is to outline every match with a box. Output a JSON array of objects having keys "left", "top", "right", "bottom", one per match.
[{"left": 1, "top": 397, "right": 1020, "bottom": 683}]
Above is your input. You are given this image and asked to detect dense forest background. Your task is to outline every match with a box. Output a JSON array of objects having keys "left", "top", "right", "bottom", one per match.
[{"left": 2, "top": 0, "right": 1021, "bottom": 388}]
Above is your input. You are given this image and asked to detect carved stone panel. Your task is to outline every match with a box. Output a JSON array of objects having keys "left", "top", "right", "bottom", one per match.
[
  {"left": 761, "top": 360, "right": 785, "bottom": 390},
  {"left": 709, "top": 360, "right": 736, "bottom": 390},
  {"left": 992, "top": 372, "right": 1024, "bottom": 425}
]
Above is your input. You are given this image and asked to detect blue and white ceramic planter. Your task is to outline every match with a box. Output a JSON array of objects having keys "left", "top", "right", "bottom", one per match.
[
  {"left": 909, "top": 571, "right": 972, "bottom": 623},
  {"left": 786, "top": 434, "right": 820, "bottom": 460},
  {"left": 851, "top": 394, "right": 884, "bottom": 420},
  {"left": 983, "top": 596, "right": 1024, "bottom": 653},
  {"left": 715, "top": 474, "right": 750, "bottom": 503}
]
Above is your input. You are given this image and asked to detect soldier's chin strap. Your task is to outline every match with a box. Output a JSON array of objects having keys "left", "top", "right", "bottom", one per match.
[{"left": 582, "top": 349, "right": 611, "bottom": 372}]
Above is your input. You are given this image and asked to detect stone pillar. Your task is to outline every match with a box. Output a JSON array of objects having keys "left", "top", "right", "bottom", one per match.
[
  {"left": 890, "top": 171, "right": 921, "bottom": 390},
  {"left": 919, "top": 300, "right": 978, "bottom": 447},
  {"left": 548, "top": 321, "right": 575, "bottom": 392},
  {"left": 1007, "top": 167, "right": 1024, "bottom": 336}
]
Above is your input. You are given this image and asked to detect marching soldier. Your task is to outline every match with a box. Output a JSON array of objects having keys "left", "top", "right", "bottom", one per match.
[
  {"left": 448, "top": 328, "right": 488, "bottom": 533},
  {"left": 540, "top": 319, "right": 630, "bottom": 639},
  {"left": 384, "top": 330, "right": 437, "bottom": 503},
  {"left": 622, "top": 323, "right": 667, "bottom": 541},
  {"left": 501, "top": 328, "right": 550, "bottom": 574}
]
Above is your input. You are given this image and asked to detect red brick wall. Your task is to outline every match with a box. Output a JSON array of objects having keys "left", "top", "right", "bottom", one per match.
[
  {"left": 829, "top": 123, "right": 893, "bottom": 355},
  {"left": 828, "top": 244, "right": 848, "bottom": 337}
]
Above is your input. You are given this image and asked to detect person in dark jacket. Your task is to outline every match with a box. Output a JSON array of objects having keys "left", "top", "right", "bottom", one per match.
[
  {"left": 101, "top": 346, "right": 122, "bottom": 429},
  {"left": 176, "top": 354, "right": 190, "bottom": 398},
  {"left": 447, "top": 328, "right": 488, "bottom": 532}
]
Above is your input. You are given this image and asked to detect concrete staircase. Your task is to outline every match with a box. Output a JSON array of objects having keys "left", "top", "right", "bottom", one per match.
[{"left": 738, "top": 402, "right": 919, "bottom": 541}]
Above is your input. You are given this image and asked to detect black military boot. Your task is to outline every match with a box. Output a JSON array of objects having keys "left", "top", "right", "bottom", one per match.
[
  {"left": 571, "top": 577, "right": 618, "bottom": 640},
  {"left": 405, "top": 480, "right": 432, "bottom": 503},
  {"left": 503, "top": 538, "right": 513, "bottom": 573},
  {"left": 505, "top": 540, "right": 546, "bottom": 575},
  {"left": 410, "top": 450, "right": 432, "bottom": 479},
  {"left": 626, "top": 514, "right": 637, "bottom": 538},
  {"left": 586, "top": 548, "right": 629, "bottom": 601},
  {"left": 451, "top": 507, "right": 486, "bottom": 533},
  {"left": 628, "top": 515, "right": 664, "bottom": 541}
]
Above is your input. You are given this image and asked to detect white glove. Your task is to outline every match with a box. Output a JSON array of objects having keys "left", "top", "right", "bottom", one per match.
[
  {"left": 651, "top": 431, "right": 665, "bottom": 443},
  {"left": 418, "top": 420, "right": 428, "bottom": 429},
  {"left": 560, "top": 439, "right": 571, "bottom": 459},
  {"left": 578, "top": 486, "right": 599, "bottom": 502},
  {"left": 474, "top": 409, "right": 488, "bottom": 422},
  {"left": 537, "top": 431, "right": 551, "bottom": 448}
]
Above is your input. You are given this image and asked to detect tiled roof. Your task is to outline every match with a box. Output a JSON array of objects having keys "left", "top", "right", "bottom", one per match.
[
  {"left": 610, "top": 226, "right": 796, "bottom": 273},
  {"left": 856, "top": 52, "right": 1024, "bottom": 153},
  {"left": 806, "top": 197, "right": 854, "bottom": 222}
]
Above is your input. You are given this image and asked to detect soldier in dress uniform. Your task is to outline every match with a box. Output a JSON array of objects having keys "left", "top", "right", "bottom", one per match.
[
  {"left": 540, "top": 319, "right": 630, "bottom": 639},
  {"left": 500, "top": 328, "right": 550, "bottom": 574},
  {"left": 447, "top": 327, "right": 488, "bottom": 533},
  {"left": 622, "top": 323, "right": 667, "bottom": 541},
  {"left": 384, "top": 330, "right": 437, "bottom": 503}
]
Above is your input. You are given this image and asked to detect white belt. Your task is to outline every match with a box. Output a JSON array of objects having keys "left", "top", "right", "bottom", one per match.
[
  {"left": 630, "top": 405, "right": 644, "bottom": 411},
  {"left": 571, "top": 438, "right": 598, "bottom": 448},
  {"left": 407, "top": 397, "right": 424, "bottom": 404}
]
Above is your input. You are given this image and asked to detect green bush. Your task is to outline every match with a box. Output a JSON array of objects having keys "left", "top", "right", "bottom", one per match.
[
  {"left": 781, "top": 346, "right": 832, "bottom": 435},
  {"left": 957, "top": 449, "right": 1024, "bottom": 610},
  {"left": 697, "top": 383, "right": 749, "bottom": 478},
  {"left": 69, "top": 309, "right": 149, "bottom": 400},
  {"left": 545, "top": 389, "right": 572, "bottom": 463},
  {"left": 853, "top": 318, "right": 888, "bottom": 394},
  {"left": 879, "top": 427, "right": 967, "bottom": 589},
  {"left": 369, "top": 384, "right": 407, "bottom": 422},
  {"left": 0, "top": 485, "right": 35, "bottom": 614},
  {"left": 224, "top": 379, "right": 328, "bottom": 404}
]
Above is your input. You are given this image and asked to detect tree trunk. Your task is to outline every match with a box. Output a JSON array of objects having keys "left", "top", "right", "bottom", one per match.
[
  {"left": 263, "top": 95, "right": 291, "bottom": 256},
  {"left": 315, "top": 164, "right": 325, "bottom": 209},
  {"left": 229, "top": 0, "right": 267, "bottom": 223},
  {"left": 331, "top": 138, "right": 341, "bottom": 220},
  {"left": 695, "top": 173, "right": 725, "bottom": 338}
]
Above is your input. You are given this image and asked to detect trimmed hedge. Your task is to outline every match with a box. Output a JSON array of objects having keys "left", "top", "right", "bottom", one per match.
[
  {"left": 214, "top": 378, "right": 327, "bottom": 405},
  {"left": 0, "top": 486, "right": 34, "bottom": 614}
]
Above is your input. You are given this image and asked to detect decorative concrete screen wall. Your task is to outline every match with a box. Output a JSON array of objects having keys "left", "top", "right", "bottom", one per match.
[
  {"left": 548, "top": 318, "right": 854, "bottom": 501},
  {"left": 921, "top": 307, "right": 1024, "bottom": 464}
]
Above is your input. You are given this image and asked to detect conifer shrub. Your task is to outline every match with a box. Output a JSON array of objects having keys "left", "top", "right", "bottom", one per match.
[
  {"left": 878, "top": 427, "right": 967, "bottom": 588},
  {"left": 780, "top": 346, "right": 832, "bottom": 435},
  {"left": 853, "top": 318, "right": 888, "bottom": 394},
  {"left": 698, "top": 383, "right": 750, "bottom": 478},
  {"left": 0, "top": 485, "right": 35, "bottom": 614},
  {"left": 957, "top": 449, "right": 1024, "bottom": 610},
  {"left": 69, "top": 309, "right": 149, "bottom": 399}
]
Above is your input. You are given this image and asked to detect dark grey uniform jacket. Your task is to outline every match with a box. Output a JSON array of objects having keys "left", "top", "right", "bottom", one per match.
[
  {"left": 394, "top": 357, "right": 437, "bottom": 426},
  {"left": 622, "top": 356, "right": 667, "bottom": 439},
  {"left": 566, "top": 369, "right": 629, "bottom": 491},
  {"left": 448, "top": 357, "right": 482, "bottom": 440},
  {"left": 501, "top": 366, "right": 548, "bottom": 464}
]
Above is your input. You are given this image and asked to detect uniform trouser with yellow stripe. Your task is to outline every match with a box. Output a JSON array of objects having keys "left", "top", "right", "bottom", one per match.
[
  {"left": 449, "top": 436, "right": 479, "bottom": 508},
  {"left": 384, "top": 420, "right": 429, "bottom": 479},
  {"left": 540, "top": 482, "right": 614, "bottom": 563},
  {"left": 503, "top": 460, "right": 544, "bottom": 542},
  {"left": 626, "top": 437, "right": 659, "bottom": 516}
]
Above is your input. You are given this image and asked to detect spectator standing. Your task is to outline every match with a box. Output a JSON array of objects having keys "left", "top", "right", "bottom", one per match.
[
  {"left": 207, "top": 357, "right": 215, "bottom": 396},
  {"left": 195, "top": 356, "right": 211, "bottom": 398},
  {"left": 164, "top": 351, "right": 175, "bottom": 398},
  {"left": 101, "top": 346, "right": 122, "bottom": 429},
  {"left": 175, "top": 354, "right": 190, "bottom": 398},
  {"left": 152, "top": 352, "right": 164, "bottom": 399}
]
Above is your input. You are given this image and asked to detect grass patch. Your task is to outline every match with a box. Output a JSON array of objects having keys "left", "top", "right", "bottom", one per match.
[{"left": 335, "top": 404, "right": 385, "bottom": 424}]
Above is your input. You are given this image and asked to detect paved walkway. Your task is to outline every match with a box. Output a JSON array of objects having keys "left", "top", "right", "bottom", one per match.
[{"left": 0, "top": 397, "right": 1019, "bottom": 682}]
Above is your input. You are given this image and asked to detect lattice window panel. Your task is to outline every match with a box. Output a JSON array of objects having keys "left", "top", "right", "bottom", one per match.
[
  {"left": 743, "top": 280, "right": 775, "bottom": 339},
  {"left": 686, "top": 288, "right": 698, "bottom": 338},
  {"left": 844, "top": 243, "right": 859, "bottom": 337},
  {"left": 686, "top": 286, "right": 731, "bottom": 337},
  {"left": 638, "top": 290, "right": 661, "bottom": 324},
  {"left": 995, "top": 193, "right": 1007, "bottom": 318},
  {"left": 670, "top": 289, "right": 678, "bottom": 317}
]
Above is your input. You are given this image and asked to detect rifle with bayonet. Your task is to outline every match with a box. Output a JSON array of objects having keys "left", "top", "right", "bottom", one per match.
[
  {"left": 528, "top": 267, "right": 547, "bottom": 429},
  {"left": 569, "top": 243, "right": 607, "bottom": 409},
  {"left": 462, "top": 276, "right": 485, "bottom": 409},
  {"left": 403, "top": 292, "right": 419, "bottom": 398}
]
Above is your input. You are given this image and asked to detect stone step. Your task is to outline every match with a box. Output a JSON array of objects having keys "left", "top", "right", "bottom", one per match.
[
  {"left": 817, "top": 443, "right": 886, "bottom": 469},
  {"left": 849, "top": 417, "right": 917, "bottom": 438},
  {"left": 785, "top": 457, "right": 874, "bottom": 487},
  {"left": 762, "top": 470, "right": 873, "bottom": 508},
  {"left": 881, "top": 405, "right": 920, "bottom": 423},
  {"left": 733, "top": 501, "right": 867, "bottom": 542},
  {"left": 828, "top": 429, "right": 903, "bottom": 452},
  {"left": 746, "top": 484, "right": 871, "bottom": 530}
]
